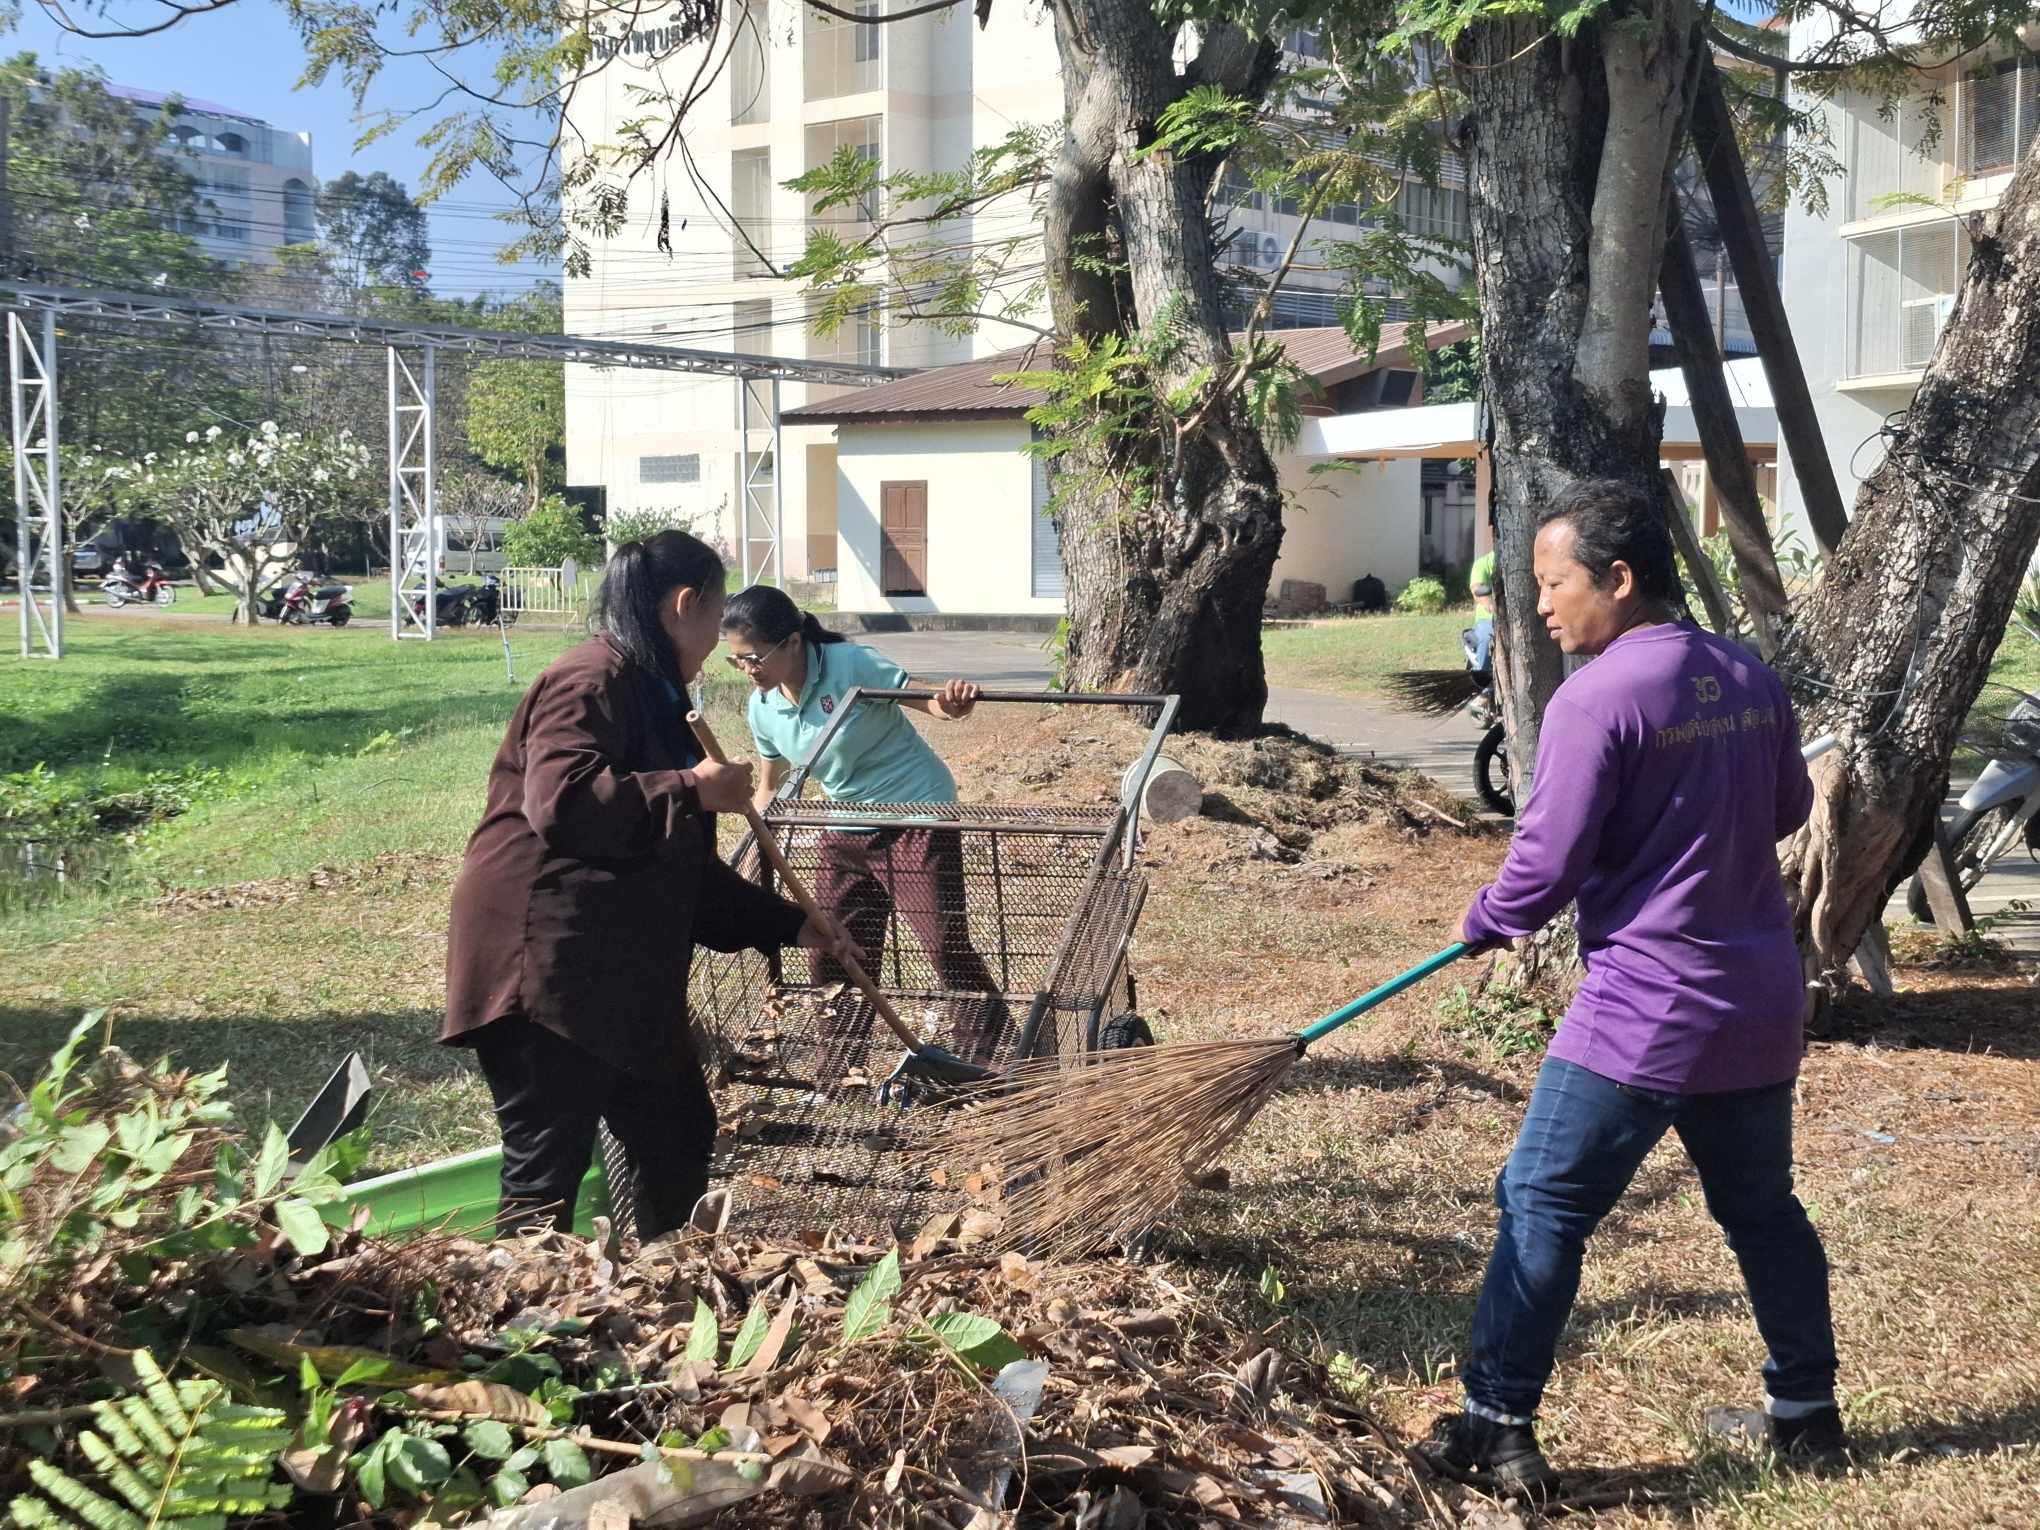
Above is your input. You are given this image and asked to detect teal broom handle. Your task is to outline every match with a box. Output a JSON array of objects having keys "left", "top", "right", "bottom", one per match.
[{"left": 1293, "top": 942, "right": 1473, "bottom": 1047}]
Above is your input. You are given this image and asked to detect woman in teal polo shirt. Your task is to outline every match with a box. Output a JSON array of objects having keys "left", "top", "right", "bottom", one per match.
[{"left": 721, "top": 585, "right": 1009, "bottom": 1069}]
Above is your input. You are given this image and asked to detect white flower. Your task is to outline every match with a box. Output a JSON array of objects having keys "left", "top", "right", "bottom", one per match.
[
  {"left": 260, "top": 420, "right": 279, "bottom": 436},
  {"left": 227, "top": 452, "right": 244, "bottom": 467},
  {"left": 206, "top": 425, "right": 223, "bottom": 441},
  {"left": 143, "top": 452, "right": 157, "bottom": 465},
  {"left": 311, "top": 467, "right": 330, "bottom": 484},
  {"left": 186, "top": 431, "right": 199, "bottom": 443}
]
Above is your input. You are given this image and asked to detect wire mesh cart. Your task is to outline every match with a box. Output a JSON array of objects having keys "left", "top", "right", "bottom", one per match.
[{"left": 605, "top": 688, "right": 1180, "bottom": 1239}]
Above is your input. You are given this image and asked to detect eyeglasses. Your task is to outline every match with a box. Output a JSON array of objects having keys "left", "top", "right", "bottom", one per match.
[{"left": 724, "top": 633, "right": 792, "bottom": 672}]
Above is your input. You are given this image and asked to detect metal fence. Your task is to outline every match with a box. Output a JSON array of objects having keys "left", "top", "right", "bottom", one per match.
[{"left": 497, "top": 565, "right": 589, "bottom": 620}]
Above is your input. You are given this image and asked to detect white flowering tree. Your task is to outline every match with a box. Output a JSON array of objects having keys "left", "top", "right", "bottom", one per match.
[{"left": 132, "top": 423, "right": 375, "bottom": 624}]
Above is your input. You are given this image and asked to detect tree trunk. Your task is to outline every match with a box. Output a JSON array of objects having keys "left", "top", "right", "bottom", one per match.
[
  {"left": 1044, "top": 0, "right": 1283, "bottom": 736},
  {"left": 1458, "top": 4, "right": 1702, "bottom": 787},
  {"left": 1777, "top": 143, "right": 2040, "bottom": 981}
]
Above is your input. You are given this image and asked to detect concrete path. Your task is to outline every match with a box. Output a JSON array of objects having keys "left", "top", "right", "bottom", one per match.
[{"left": 865, "top": 628, "right": 2038, "bottom": 960}]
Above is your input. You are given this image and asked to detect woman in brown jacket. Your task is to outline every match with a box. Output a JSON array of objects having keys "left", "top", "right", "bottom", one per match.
[{"left": 443, "top": 530, "right": 847, "bottom": 1240}]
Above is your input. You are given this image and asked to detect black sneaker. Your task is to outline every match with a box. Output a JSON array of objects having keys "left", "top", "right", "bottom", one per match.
[
  {"left": 1416, "top": 1411, "right": 1561, "bottom": 1501},
  {"left": 1703, "top": 1404, "right": 1850, "bottom": 1465}
]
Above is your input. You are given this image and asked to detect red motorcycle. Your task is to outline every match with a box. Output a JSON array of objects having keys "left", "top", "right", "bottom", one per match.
[
  {"left": 101, "top": 562, "right": 174, "bottom": 609},
  {"left": 261, "top": 572, "right": 355, "bottom": 626}
]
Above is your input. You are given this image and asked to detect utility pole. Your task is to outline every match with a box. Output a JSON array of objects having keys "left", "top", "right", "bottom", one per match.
[{"left": 0, "top": 95, "right": 13, "bottom": 274}]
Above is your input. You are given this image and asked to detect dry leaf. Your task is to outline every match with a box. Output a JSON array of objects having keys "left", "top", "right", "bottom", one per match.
[
  {"left": 719, "top": 1403, "right": 752, "bottom": 1435},
  {"left": 999, "top": 1252, "right": 1037, "bottom": 1290},
  {"left": 740, "top": 1297, "right": 798, "bottom": 1379},
  {"left": 883, "top": 1447, "right": 909, "bottom": 1495},
  {"left": 908, "top": 1209, "right": 961, "bottom": 1260},
  {"left": 586, "top": 1501, "right": 632, "bottom": 1530},
  {"left": 1096, "top": 1445, "right": 1155, "bottom": 1470},
  {"left": 780, "top": 1392, "right": 834, "bottom": 1445},
  {"left": 406, "top": 1379, "right": 549, "bottom": 1427},
  {"left": 768, "top": 1442, "right": 856, "bottom": 1498},
  {"left": 928, "top": 1168, "right": 949, "bottom": 1188}
]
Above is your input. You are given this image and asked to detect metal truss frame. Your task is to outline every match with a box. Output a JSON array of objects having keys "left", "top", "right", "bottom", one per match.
[{"left": 10, "top": 309, "right": 61, "bottom": 659}]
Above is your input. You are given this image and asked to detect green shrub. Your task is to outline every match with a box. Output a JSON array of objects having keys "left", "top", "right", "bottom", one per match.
[
  {"left": 1393, "top": 575, "right": 1449, "bottom": 615},
  {"left": 500, "top": 495, "right": 601, "bottom": 570}
]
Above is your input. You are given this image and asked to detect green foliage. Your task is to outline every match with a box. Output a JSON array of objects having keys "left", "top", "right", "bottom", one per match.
[
  {"left": 1393, "top": 576, "right": 1449, "bottom": 615},
  {"left": 315, "top": 171, "right": 433, "bottom": 294},
  {"left": 498, "top": 495, "right": 599, "bottom": 571},
  {"left": 0, "top": 1013, "right": 351, "bottom": 1300},
  {"left": 1438, "top": 982, "right": 1556, "bottom": 1059},
  {"left": 840, "top": 1249, "right": 901, "bottom": 1343},
  {"left": 1139, "top": 84, "right": 1260, "bottom": 160},
  {"left": 1700, "top": 524, "right": 1823, "bottom": 641},
  {"left": 467, "top": 362, "right": 566, "bottom": 511},
  {"left": 8, "top": 1350, "right": 294, "bottom": 1530},
  {"left": 1422, "top": 339, "right": 1483, "bottom": 405}
]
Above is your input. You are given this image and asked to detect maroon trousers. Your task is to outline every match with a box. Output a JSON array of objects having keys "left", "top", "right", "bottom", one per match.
[{"left": 809, "top": 827, "right": 1010, "bottom": 1069}]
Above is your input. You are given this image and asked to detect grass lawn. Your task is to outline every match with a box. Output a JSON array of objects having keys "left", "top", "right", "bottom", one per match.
[
  {"left": 1262, "top": 610, "right": 1469, "bottom": 698},
  {"left": 3, "top": 624, "right": 2038, "bottom": 1526}
]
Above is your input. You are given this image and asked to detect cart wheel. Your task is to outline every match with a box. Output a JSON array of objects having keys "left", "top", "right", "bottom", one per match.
[{"left": 1099, "top": 1013, "right": 1154, "bottom": 1050}]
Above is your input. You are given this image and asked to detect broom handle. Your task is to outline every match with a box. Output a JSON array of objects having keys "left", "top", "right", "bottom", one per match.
[
  {"left": 1294, "top": 943, "right": 1472, "bottom": 1047},
  {"left": 686, "top": 711, "right": 929, "bottom": 1057}
]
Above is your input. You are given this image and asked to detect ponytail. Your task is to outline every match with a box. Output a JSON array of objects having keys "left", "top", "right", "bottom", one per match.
[
  {"left": 722, "top": 584, "right": 845, "bottom": 648},
  {"left": 597, "top": 529, "right": 725, "bottom": 687}
]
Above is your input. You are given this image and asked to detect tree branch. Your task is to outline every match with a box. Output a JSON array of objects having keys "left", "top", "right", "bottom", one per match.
[
  {"left": 803, "top": 0, "right": 965, "bottom": 23},
  {"left": 32, "top": 0, "right": 238, "bottom": 40}
]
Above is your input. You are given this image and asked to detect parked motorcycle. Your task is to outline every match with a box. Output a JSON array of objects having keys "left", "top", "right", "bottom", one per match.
[
  {"left": 101, "top": 562, "right": 174, "bottom": 609},
  {"left": 261, "top": 572, "right": 355, "bottom": 626},
  {"left": 1907, "top": 637, "right": 2040, "bottom": 925},
  {"left": 1463, "top": 630, "right": 1513, "bottom": 817},
  {"left": 408, "top": 573, "right": 507, "bottom": 629}
]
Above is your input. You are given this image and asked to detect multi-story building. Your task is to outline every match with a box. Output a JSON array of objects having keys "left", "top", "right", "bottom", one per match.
[
  {"left": 1775, "top": 25, "right": 2040, "bottom": 547},
  {"left": 110, "top": 85, "right": 317, "bottom": 267},
  {"left": 560, "top": 10, "right": 1472, "bottom": 585}
]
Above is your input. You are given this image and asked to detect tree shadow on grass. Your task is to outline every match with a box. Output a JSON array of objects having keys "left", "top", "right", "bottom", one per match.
[
  {"left": 0, "top": 1002, "right": 472, "bottom": 1128},
  {"left": 1286, "top": 1050, "right": 1527, "bottom": 1106},
  {"left": 0, "top": 664, "right": 528, "bottom": 778},
  {"left": 1821, "top": 982, "right": 2040, "bottom": 1063}
]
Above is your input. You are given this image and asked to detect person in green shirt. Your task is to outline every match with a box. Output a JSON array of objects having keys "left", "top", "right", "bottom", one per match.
[
  {"left": 721, "top": 586, "right": 1010, "bottom": 1071},
  {"left": 1469, "top": 547, "right": 1497, "bottom": 673}
]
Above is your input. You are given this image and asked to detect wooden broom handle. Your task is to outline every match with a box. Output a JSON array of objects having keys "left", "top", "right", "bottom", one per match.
[{"left": 686, "top": 711, "right": 926, "bottom": 1055}]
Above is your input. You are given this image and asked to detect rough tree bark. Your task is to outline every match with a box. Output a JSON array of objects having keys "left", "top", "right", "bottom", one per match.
[
  {"left": 1457, "top": 1, "right": 1704, "bottom": 785},
  {"left": 1046, "top": 0, "right": 1285, "bottom": 736},
  {"left": 1778, "top": 140, "right": 2040, "bottom": 979}
]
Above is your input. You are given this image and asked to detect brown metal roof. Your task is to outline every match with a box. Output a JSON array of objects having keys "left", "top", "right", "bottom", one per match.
[{"left": 783, "top": 319, "right": 1469, "bottom": 425}]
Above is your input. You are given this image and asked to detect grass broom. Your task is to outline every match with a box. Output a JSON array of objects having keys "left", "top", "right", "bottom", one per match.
[
  {"left": 1381, "top": 668, "right": 1487, "bottom": 716},
  {"left": 925, "top": 942, "right": 1473, "bottom": 1258}
]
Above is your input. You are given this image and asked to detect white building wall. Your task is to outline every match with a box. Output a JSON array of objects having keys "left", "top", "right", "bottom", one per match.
[
  {"left": 833, "top": 419, "right": 1060, "bottom": 615},
  {"left": 1270, "top": 457, "right": 1424, "bottom": 602},
  {"left": 562, "top": 2, "right": 1061, "bottom": 575}
]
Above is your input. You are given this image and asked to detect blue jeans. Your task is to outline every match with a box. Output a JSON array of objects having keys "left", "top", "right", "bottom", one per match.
[
  {"left": 1463, "top": 1058, "right": 1837, "bottom": 1420},
  {"left": 1470, "top": 616, "right": 1494, "bottom": 673}
]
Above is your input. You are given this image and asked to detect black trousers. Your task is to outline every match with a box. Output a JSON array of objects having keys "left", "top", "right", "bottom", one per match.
[{"left": 472, "top": 1016, "right": 716, "bottom": 1242}]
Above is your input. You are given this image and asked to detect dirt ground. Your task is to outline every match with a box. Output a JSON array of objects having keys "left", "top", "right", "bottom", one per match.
[{"left": 6, "top": 699, "right": 2037, "bottom": 1525}]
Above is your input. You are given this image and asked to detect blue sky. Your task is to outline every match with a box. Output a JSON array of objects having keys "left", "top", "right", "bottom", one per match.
[{"left": 6, "top": 3, "right": 555, "bottom": 298}]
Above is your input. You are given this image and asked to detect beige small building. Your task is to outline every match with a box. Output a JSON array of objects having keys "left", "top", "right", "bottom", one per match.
[{"left": 784, "top": 323, "right": 1469, "bottom": 618}]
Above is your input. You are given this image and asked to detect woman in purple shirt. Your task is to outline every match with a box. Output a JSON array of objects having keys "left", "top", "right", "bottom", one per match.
[{"left": 1420, "top": 480, "right": 1841, "bottom": 1499}]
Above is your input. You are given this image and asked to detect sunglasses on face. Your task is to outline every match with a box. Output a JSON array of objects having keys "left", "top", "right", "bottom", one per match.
[{"left": 724, "top": 633, "right": 792, "bottom": 672}]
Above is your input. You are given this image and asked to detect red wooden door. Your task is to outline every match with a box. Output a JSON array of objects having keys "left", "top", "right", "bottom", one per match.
[{"left": 879, "top": 480, "right": 928, "bottom": 596}]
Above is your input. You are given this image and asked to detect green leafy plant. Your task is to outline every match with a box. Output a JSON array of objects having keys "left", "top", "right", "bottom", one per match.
[
  {"left": 840, "top": 1250, "right": 901, "bottom": 1344},
  {"left": 499, "top": 494, "right": 600, "bottom": 571},
  {"left": 8, "top": 1350, "right": 294, "bottom": 1530},
  {"left": 1392, "top": 576, "right": 1449, "bottom": 615},
  {"left": 1438, "top": 982, "right": 1556, "bottom": 1059}
]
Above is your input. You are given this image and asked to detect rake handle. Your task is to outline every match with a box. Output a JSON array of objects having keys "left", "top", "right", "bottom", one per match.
[
  {"left": 686, "top": 710, "right": 927, "bottom": 1057},
  {"left": 1294, "top": 943, "right": 1472, "bottom": 1047}
]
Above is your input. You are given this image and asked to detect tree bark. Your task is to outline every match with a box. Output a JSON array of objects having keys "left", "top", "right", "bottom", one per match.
[
  {"left": 1458, "top": 1, "right": 1702, "bottom": 788},
  {"left": 1044, "top": 0, "right": 1284, "bottom": 736},
  {"left": 1777, "top": 141, "right": 2040, "bottom": 980}
]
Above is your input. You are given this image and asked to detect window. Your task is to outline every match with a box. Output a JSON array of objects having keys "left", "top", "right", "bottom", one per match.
[
  {"left": 732, "top": 149, "right": 772, "bottom": 277},
  {"left": 879, "top": 481, "right": 927, "bottom": 596},
  {"left": 804, "top": 117, "right": 880, "bottom": 241},
  {"left": 809, "top": 302, "right": 881, "bottom": 367},
  {"left": 1030, "top": 448, "right": 1063, "bottom": 602},
  {"left": 640, "top": 454, "right": 701, "bottom": 484},
  {"left": 216, "top": 131, "right": 248, "bottom": 157},
  {"left": 1849, "top": 93, "right": 1942, "bottom": 221},
  {"left": 1847, "top": 222, "right": 1963, "bottom": 377},
  {"left": 730, "top": 0, "right": 771, "bottom": 124},
  {"left": 282, "top": 178, "right": 315, "bottom": 243},
  {"left": 805, "top": 0, "right": 882, "bottom": 101},
  {"left": 1960, "top": 55, "right": 2040, "bottom": 178}
]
